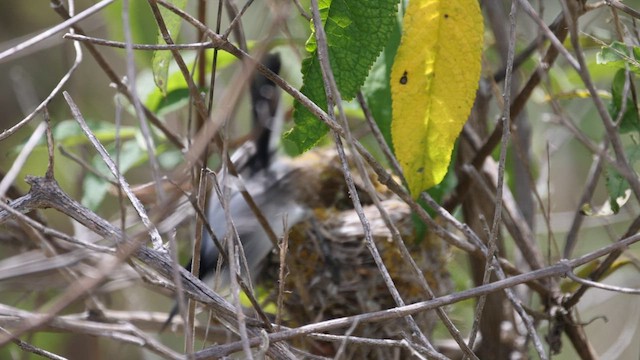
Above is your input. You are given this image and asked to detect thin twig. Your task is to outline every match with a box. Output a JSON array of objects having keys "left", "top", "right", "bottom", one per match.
[
  {"left": 123, "top": 0, "right": 165, "bottom": 203},
  {"left": 0, "top": 201, "right": 114, "bottom": 254},
  {"left": 218, "top": 140, "right": 254, "bottom": 360},
  {"left": 356, "top": 91, "right": 405, "bottom": 180},
  {"left": 57, "top": 146, "right": 118, "bottom": 186},
  {"left": 468, "top": 2, "right": 520, "bottom": 352},
  {"left": 563, "top": 148, "right": 606, "bottom": 258},
  {"left": 222, "top": 0, "right": 253, "bottom": 44},
  {"left": 0, "top": 122, "right": 47, "bottom": 198},
  {"left": 0, "top": 306, "right": 182, "bottom": 359},
  {"left": 147, "top": 0, "right": 210, "bottom": 132},
  {"left": 0, "top": 326, "right": 67, "bottom": 360},
  {"left": 0, "top": 0, "right": 113, "bottom": 62},
  {"left": 0, "top": 25, "right": 84, "bottom": 142},
  {"left": 517, "top": 0, "right": 580, "bottom": 70},
  {"left": 63, "top": 92, "right": 164, "bottom": 251},
  {"left": 276, "top": 216, "right": 289, "bottom": 331},
  {"left": 291, "top": 0, "right": 311, "bottom": 21},
  {"left": 63, "top": 33, "right": 215, "bottom": 50},
  {"left": 606, "top": 0, "right": 640, "bottom": 19},
  {"left": 566, "top": 271, "right": 640, "bottom": 294}
]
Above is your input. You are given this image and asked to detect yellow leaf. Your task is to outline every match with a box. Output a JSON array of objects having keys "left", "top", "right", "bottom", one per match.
[{"left": 391, "top": 0, "right": 483, "bottom": 196}]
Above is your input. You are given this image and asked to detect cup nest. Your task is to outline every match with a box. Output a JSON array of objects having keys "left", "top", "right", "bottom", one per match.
[{"left": 258, "top": 148, "right": 453, "bottom": 358}]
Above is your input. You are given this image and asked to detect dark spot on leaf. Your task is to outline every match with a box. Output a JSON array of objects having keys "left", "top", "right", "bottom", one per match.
[
  {"left": 417, "top": 167, "right": 424, "bottom": 173},
  {"left": 444, "top": 14, "right": 449, "bottom": 19},
  {"left": 400, "top": 71, "right": 408, "bottom": 85}
]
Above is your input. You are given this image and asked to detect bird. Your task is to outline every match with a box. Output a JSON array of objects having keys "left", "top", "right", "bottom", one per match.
[{"left": 164, "top": 53, "right": 309, "bottom": 328}]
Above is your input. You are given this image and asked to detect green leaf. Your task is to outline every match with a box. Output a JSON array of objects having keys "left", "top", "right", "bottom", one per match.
[
  {"left": 13, "top": 119, "right": 137, "bottom": 154},
  {"left": 82, "top": 174, "right": 110, "bottom": 212},
  {"left": 52, "top": 120, "right": 137, "bottom": 148},
  {"left": 605, "top": 144, "right": 640, "bottom": 214},
  {"left": 304, "top": 0, "right": 332, "bottom": 53},
  {"left": 609, "top": 68, "right": 640, "bottom": 134},
  {"left": 361, "top": 8, "right": 402, "bottom": 152},
  {"left": 285, "top": 0, "right": 400, "bottom": 153},
  {"left": 157, "top": 147, "right": 184, "bottom": 169},
  {"left": 605, "top": 167, "right": 629, "bottom": 214},
  {"left": 151, "top": 0, "right": 188, "bottom": 96},
  {"left": 596, "top": 41, "right": 640, "bottom": 75},
  {"left": 143, "top": 49, "right": 242, "bottom": 112},
  {"left": 82, "top": 139, "right": 146, "bottom": 210},
  {"left": 152, "top": 88, "right": 192, "bottom": 115},
  {"left": 103, "top": 1, "right": 158, "bottom": 65}
]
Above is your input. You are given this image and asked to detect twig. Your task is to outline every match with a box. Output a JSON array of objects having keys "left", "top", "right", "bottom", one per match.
[
  {"left": 356, "top": 91, "right": 405, "bottom": 180},
  {"left": 122, "top": 0, "right": 165, "bottom": 203},
  {"left": 566, "top": 271, "right": 640, "bottom": 294},
  {"left": 0, "top": 39, "right": 83, "bottom": 142},
  {"left": 0, "top": 326, "right": 67, "bottom": 360},
  {"left": 58, "top": 146, "right": 119, "bottom": 186},
  {"left": 517, "top": 0, "right": 580, "bottom": 70},
  {"left": 0, "top": 0, "right": 113, "bottom": 62},
  {"left": 63, "top": 33, "right": 215, "bottom": 50},
  {"left": 606, "top": 0, "right": 640, "bottom": 19},
  {"left": 0, "top": 121, "right": 47, "bottom": 197},
  {"left": 218, "top": 152, "right": 255, "bottom": 359},
  {"left": 563, "top": 147, "right": 606, "bottom": 258},
  {"left": 276, "top": 216, "right": 289, "bottom": 330},
  {"left": 460, "top": 164, "right": 547, "bottom": 297},
  {"left": 469, "top": 2, "right": 520, "bottom": 352},
  {"left": 147, "top": 0, "right": 210, "bottom": 129},
  {"left": 565, "top": 215, "right": 640, "bottom": 308},
  {"left": 0, "top": 306, "right": 182, "bottom": 359},
  {"left": 222, "top": 0, "right": 253, "bottom": 44},
  {"left": 291, "top": 0, "right": 311, "bottom": 21},
  {"left": 309, "top": 332, "right": 427, "bottom": 350},
  {"left": 489, "top": 2, "right": 518, "bottom": 268},
  {"left": 0, "top": 202, "right": 114, "bottom": 254},
  {"left": 464, "top": 158, "right": 552, "bottom": 358},
  {"left": 362, "top": 89, "right": 478, "bottom": 358},
  {"left": 491, "top": 13, "right": 565, "bottom": 83},
  {"left": 63, "top": 92, "right": 164, "bottom": 251},
  {"left": 190, "top": 0, "right": 216, "bottom": 351}
]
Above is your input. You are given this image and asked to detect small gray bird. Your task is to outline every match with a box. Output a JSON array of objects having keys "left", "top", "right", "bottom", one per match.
[
  {"left": 199, "top": 159, "right": 308, "bottom": 283},
  {"left": 164, "top": 54, "right": 308, "bottom": 327}
]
